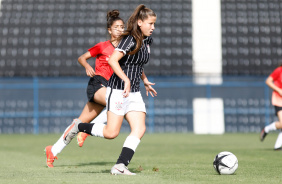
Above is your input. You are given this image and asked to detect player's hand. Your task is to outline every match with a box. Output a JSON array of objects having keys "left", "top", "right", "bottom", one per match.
[
  {"left": 144, "top": 80, "right": 157, "bottom": 97},
  {"left": 85, "top": 64, "right": 95, "bottom": 77},
  {"left": 123, "top": 79, "right": 131, "bottom": 98}
]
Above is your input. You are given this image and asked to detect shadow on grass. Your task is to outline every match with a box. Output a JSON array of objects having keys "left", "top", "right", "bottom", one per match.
[
  {"left": 56, "top": 161, "right": 113, "bottom": 167},
  {"left": 260, "top": 148, "right": 282, "bottom": 152},
  {"left": 55, "top": 161, "right": 142, "bottom": 174}
]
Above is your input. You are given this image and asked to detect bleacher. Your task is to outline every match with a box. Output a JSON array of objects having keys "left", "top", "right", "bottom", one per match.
[
  {"left": 0, "top": 0, "right": 192, "bottom": 77},
  {"left": 0, "top": 0, "right": 281, "bottom": 134},
  {"left": 221, "top": 0, "right": 282, "bottom": 75}
]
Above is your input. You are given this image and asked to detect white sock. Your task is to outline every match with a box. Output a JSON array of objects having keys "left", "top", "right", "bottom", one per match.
[
  {"left": 91, "top": 123, "right": 105, "bottom": 138},
  {"left": 265, "top": 122, "right": 277, "bottom": 133},
  {"left": 274, "top": 131, "right": 282, "bottom": 149},
  {"left": 90, "top": 108, "right": 107, "bottom": 124},
  {"left": 51, "top": 124, "right": 70, "bottom": 156},
  {"left": 123, "top": 136, "right": 141, "bottom": 152}
]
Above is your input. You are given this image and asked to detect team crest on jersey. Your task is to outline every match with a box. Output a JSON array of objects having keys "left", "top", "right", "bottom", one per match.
[
  {"left": 115, "top": 102, "right": 123, "bottom": 111},
  {"left": 147, "top": 45, "right": 150, "bottom": 53}
]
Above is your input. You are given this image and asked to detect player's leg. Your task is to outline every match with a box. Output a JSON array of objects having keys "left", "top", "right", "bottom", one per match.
[
  {"left": 76, "top": 108, "right": 124, "bottom": 139},
  {"left": 275, "top": 110, "right": 282, "bottom": 129},
  {"left": 45, "top": 123, "right": 74, "bottom": 168},
  {"left": 63, "top": 102, "right": 105, "bottom": 144},
  {"left": 45, "top": 102, "right": 104, "bottom": 167},
  {"left": 274, "top": 130, "right": 282, "bottom": 150},
  {"left": 63, "top": 108, "right": 124, "bottom": 146},
  {"left": 77, "top": 87, "right": 116, "bottom": 143},
  {"left": 78, "top": 101, "right": 105, "bottom": 123},
  {"left": 64, "top": 87, "right": 124, "bottom": 143},
  {"left": 77, "top": 84, "right": 107, "bottom": 146},
  {"left": 57, "top": 102, "right": 104, "bottom": 148},
  {"left": 90, "top": 86, "right": 108, "bottom": 125},
  {"left": 111, "top": 91, "right": 146, "bottom": 175},
  {"left": 111, "top": 111, "right": 146, "bottom": 175},
  {"left": 77, "top": 101, "right": 105, "bottom": 146},
  {"left": 93, "top": 87, "right": 107, "bottom": 106},
  {"left": 273, "top": 110, "right": 282, "bottom": 149},
  {"left": 260, "top": 106, "right": 282, "bottom": 141}
]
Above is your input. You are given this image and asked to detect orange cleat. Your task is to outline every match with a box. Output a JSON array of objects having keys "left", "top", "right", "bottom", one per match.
[
  {"left": 44, "top": 145, "right": 57, "bottom": 168},
  {"left": 77, "top": 132, "right": 90, "bottom": 147}
]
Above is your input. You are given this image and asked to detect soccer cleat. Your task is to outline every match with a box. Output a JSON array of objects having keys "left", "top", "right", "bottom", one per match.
[
  {"left": 77, "top": 132, "right": 90, "bottom": 147},
  {"left": 260, "top": 128, "right": 268, "bottom": 142},
  {"left": 45, "top": 145, "right": 57, "bottom": 168},
  {"left": 63, "top": 119, "right": 81, "bottom": 145},
  {"left": 111, "top": 163, "right": 136, "bottom": 175},
  {"left": 274, "top": 147, "right": 282, "bottom": 151}
]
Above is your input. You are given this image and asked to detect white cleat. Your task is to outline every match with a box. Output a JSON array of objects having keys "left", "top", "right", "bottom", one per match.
[
  {"left": 111, "top": 163, "right": 136, "bottom": 175},
  {"left": 63, "top": 119, "right": 81, "bottom": 145}
]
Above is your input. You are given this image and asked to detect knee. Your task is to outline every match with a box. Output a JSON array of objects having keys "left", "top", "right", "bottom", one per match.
[
  {"left": 132, "top": 125, "right": 146, "bottom": 139},
  {"left": 140, "top": 126, "right": 146, "bottom": 135},
  {"left": 104, "top": 129, "right": 119, "bottom": 139}
]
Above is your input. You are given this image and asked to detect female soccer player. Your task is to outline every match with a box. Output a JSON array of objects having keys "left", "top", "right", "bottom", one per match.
[
  {"left": 260, "top": 65, "right": 282, "bottom": 150},
  {"left": 44, "top": 10, "right": 125, "bottom": 167},
  {"left": 63, "top": 4, "right": 157, "bottom": 175}
]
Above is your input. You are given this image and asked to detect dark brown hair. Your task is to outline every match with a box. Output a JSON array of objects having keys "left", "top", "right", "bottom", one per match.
[
  {"left": 121, "top": 4, "right": 156, "bottom": 55},
  {"left": 107, "top": 9, "right": 123, "bottom": 29}
]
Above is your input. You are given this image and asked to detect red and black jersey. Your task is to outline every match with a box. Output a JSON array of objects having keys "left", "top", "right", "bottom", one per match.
[
  {"left": 88, "top": 40, "right": 114, "bottom": 81},
  {"left": 270, "top": 66, "right": 282, "bottom": 106}
]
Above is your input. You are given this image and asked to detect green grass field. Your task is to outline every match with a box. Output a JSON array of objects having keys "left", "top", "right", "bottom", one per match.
[{"left": 0, "top": 133, "right": 281, "bottom": 184}]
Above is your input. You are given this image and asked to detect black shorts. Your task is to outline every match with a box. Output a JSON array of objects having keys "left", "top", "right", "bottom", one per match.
[
  {"left": 274, "top": 106, "right": 282, "bottom": 116},
  {"left": 87, "top": 75, "right": 108, "bottom": 102}
]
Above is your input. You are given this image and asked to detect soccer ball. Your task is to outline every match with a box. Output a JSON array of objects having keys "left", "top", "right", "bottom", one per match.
[{"left": 213, "top": 151, "right": 238, "bottom": 175}]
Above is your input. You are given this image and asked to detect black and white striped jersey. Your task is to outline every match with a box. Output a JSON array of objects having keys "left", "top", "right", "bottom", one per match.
[{"left": 107, "top": 35, "right": 153, "bottom": 92}]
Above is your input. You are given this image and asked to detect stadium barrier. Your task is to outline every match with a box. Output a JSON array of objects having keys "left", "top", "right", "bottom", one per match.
[{"left": 0, "top": 76, "right": 272, "bottom": 134}]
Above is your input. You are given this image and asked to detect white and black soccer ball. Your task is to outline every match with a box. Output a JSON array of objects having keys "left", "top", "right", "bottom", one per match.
[{"left": 213, "top": 151, "right": 238, "bottom": 175}]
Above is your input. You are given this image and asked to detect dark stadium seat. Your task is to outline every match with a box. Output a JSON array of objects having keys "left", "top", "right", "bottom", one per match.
[
  {"left": 222, "top": 0, "right": 282, "bottom": 75},
  {"left": 0, "top": 0, "right": 192, "bottom": 77}
]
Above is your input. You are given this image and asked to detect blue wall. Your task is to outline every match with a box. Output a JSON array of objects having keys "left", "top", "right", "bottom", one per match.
[{"left": 0, "top": 76, "right": 273, "bottom": 134}]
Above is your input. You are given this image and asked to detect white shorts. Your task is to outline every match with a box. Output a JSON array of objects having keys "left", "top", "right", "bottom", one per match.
[{"left": 106, "top": 87, "right": 146, "bottom": 116}]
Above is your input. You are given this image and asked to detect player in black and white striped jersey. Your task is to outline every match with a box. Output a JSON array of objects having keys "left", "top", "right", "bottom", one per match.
[
  {"left": 107, "top": 35, "right": 153, "bottom": 93},
  {"left": 63, "top": 4, "right": 157, "bottom": 175}
]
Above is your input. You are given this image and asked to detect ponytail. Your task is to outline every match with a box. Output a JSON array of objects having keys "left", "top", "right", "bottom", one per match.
[{"left": 120, "top": 4, "right": 156, "bottom": 55}]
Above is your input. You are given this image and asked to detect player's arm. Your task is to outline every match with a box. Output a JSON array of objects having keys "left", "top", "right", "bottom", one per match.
[
  {"left": 78, "top": 51, "right": 95, "bottom": 77},
  {"left": 108, "top": 50, "right": 131, "bottom": 97},
  {"left": 141, "top": 71, "right": 157, "bottom": 97},
  {"left": 265, "top": 75, "right": 282, "bottom": 96}
]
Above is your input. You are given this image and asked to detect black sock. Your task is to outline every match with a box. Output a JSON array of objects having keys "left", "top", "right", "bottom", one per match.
[
  {"left": 116, "top": 147, "right": 135, "bottom": 166},
  {"left": 78, "top": 123, "right": 94, "bottom": 135}
]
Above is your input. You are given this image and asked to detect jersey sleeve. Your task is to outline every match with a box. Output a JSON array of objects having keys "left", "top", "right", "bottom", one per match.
[
  {"left": 115, "top": 35, "right": 136, "bottom": 55},
  {"left": 88, "top": 42, "right": 103, "bottom": 57},
  {"left": 270, "top": 67, "right": 282, "bottom": 81}
]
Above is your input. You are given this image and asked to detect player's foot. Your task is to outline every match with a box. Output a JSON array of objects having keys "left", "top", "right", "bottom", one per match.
[
  {"left": 111, "top": 163, "right": 136, "bottom": 175},
  {"left": 63, "top": 119, "right": 81, "bottom": 145},
  {"left": 77, "top": 132, "right": 90, "bottom": 147},
  {"left": 45, "top": 145, "right": 57, "bottom": 168},
  {"left": 260, "top": 128, "right": 268, "bottom": 142},
  {"left": 274, "top": 147, "right": 282, "bottom": 151}
]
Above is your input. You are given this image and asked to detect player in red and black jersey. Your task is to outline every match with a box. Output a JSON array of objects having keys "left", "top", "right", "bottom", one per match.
[
  {"left": 44, "top": 10, "right": 124, "bottom": 168},
  {"left": 260, "top": 65, "right": 282, "bottom": 150}
]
